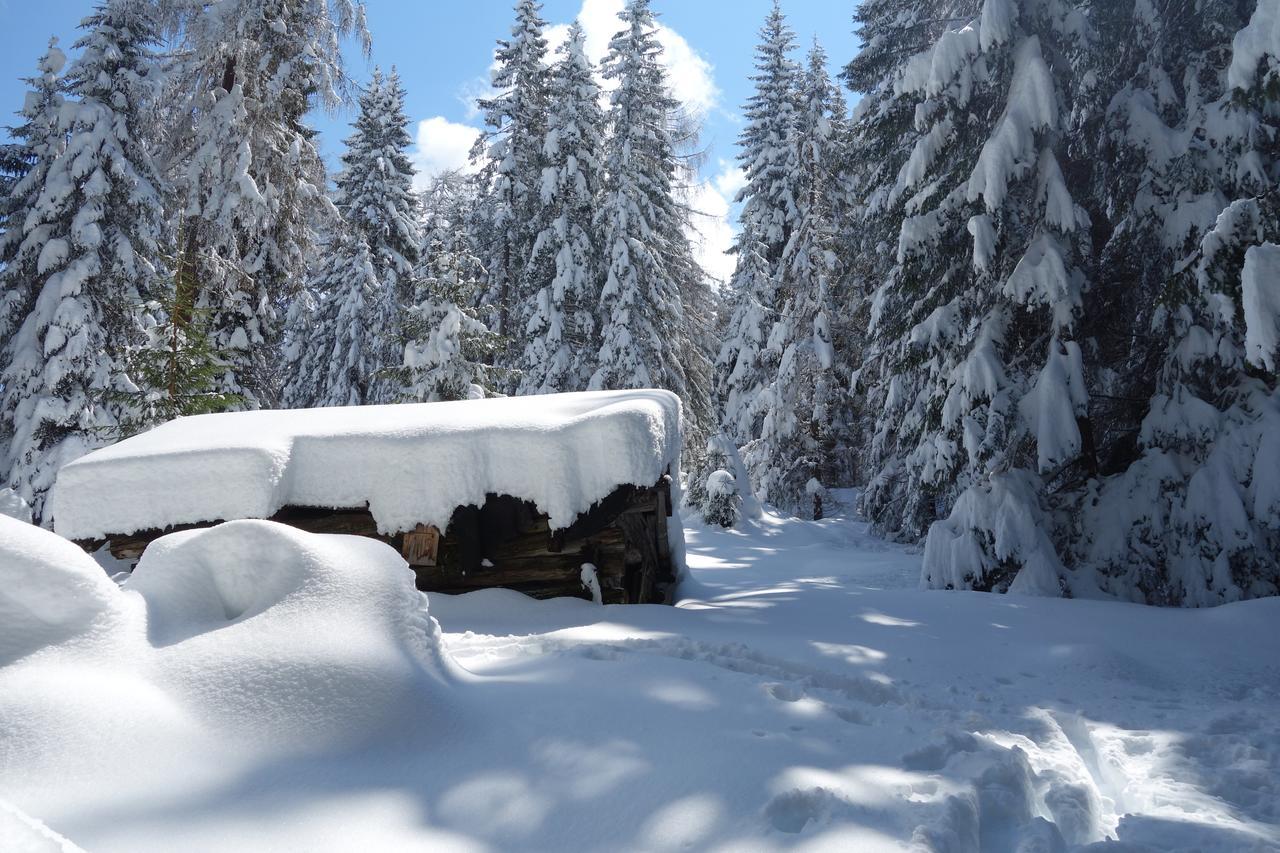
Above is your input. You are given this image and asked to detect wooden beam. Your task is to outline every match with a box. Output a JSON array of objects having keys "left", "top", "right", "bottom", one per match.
[{"left": 86, "top": 481, "right": 676, "bottom": 605}]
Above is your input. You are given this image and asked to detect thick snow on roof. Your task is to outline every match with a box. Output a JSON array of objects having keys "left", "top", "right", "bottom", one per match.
[{"left": 50, "top": 390, "right": 682, "bottom": 540}]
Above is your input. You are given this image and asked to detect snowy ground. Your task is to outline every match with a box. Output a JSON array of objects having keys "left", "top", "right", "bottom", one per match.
[{"left": 3, "top": 492, "right": 1279, "bottom": 852}]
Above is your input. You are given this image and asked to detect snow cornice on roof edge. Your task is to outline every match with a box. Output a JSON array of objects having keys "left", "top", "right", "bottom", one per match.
[{"left": 49, "top": 390, "right": 683, "bottom": 541}]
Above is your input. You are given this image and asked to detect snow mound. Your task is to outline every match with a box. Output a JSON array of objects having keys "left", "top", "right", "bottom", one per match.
[
  {"left": 49, "top": 389, "right": 682, "bottom": 540},
  {"left": 0, "top": 516, "right": 125, "bottom": 665},
  {"left": 0, "top": 800, "right": 84, "bottom": 853},
  {"left": 2, "top": 520, "right": 464, "bottom": 836},
  {"left": 126, "top": 520, "right": 456, "bottom": 742},
  {"left": 0, "top": 489, "right": 32, "bottom": 523}
]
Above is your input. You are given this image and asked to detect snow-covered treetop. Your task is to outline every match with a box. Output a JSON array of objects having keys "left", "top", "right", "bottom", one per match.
[
  {"left": 162, "top": 0, "right": 369, "bottom": 113},
  {"left": 735, "top": 0, "right": 800, "bottom": 260},
  {"left": 473, "top": 0, "right": 550, "bottom": 205},
  {"left": 337, "top": 66, "right": 422, "bottom": 277}
]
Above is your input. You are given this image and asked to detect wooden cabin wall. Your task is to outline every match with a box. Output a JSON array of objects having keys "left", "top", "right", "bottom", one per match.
[{"left": 87, "top": 478, "right": 676, "bottom": 605}]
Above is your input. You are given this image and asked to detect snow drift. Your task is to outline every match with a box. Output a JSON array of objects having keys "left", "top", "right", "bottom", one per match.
[
  {"left": 0, "top": 516, "right": 457, "bottom": 825},
  {"left": 49, "top": 390, "right": 682, "bottom": 540},
  {"left": 0, "top": 515, "right": 125, "bottom": 666},
  {"left": 128, "top": 520, "right": 457, "bottom": 743}
]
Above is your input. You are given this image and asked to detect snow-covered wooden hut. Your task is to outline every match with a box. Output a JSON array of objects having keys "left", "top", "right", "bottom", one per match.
[{"left": 51, "top": 391, "right": 683, "bottom": 604}]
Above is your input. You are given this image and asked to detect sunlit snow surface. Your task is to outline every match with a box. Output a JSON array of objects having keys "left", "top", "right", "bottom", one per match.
[{"left": 2, "top": 491, "right": 1278, "bottom": 852}]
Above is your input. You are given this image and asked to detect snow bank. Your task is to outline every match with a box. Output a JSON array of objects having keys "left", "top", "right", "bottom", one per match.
[
  {"left": 127, "top": 520, "right": 456, "bottom": 742},
  {"left": 0, "top": 489, "right": 32, "bottom": 523},
  {"left": 0, "top": 516, "right": 125, "bottom": 665},
  {"left": 4, "top": 495, "right": 1278, "bottom": 851},
  {"left": 1, "top": 519, "right": 458, "bottom": 830},
  {"left": 0, "top": 800, "right": 84, "bottom": 853},
  {"left": 49, "top": 390, "right": 682, "bottom": 540}
]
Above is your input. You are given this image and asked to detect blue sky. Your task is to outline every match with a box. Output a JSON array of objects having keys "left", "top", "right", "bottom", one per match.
[{"left": 0, "top": 0, "right": 860, "bottom": 280}]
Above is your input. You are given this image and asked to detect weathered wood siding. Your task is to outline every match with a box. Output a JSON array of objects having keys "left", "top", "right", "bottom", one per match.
[{"left": 84, "top": 477, "right": 677, "bottom": 605}]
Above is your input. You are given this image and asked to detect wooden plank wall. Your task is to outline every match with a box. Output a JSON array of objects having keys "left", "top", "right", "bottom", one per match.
[{"left": 86, "top": 477, "right": 677, "bottom": 605}]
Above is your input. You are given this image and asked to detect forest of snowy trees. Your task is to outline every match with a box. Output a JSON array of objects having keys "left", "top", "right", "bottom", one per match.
[{"left": 1, "top": 0, "right": 1279, "bottom": 607}]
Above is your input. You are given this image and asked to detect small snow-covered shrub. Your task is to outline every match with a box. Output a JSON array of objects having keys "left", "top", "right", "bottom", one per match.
[
  {"left": 704, "top": 469, "right": 741, "bottom": 529},
  {"left": 805, "top": 478, "right": 827, "bottom": 521},
  {"left": 921, "top": 471, "right": 1070, "bottom": 596}
]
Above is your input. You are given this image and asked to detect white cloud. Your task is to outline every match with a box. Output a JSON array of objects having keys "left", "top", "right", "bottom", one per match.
[
  {"left": 686, "top": 160, "right": 743, "bottom": 286},
  {"left": 412, "top": 116, "right": 481, "bottom": 189},
  {"left": 713, "top": 157, "right": 747, "bottom": 202},
  {"left": 655, "top": 22, "right": 719, "bottom": 118},
  {"left": 457, "top": 74, "right": 491, "bottom": 122}
]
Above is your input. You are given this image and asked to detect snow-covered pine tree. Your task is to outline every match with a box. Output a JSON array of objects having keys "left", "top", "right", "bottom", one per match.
[
  {"left": 0, "top": 39, "right": 66, "bottom": 388},
  {"left": 285, "top": 227, "right": 383, "bottom": 408},
  {"left": 1063, "top": 1, "right": 1280, "bottom": 604},
  {"left": 280, "top": 278, "right": 325, "bottom": 409},
  {"left": 592, "top": 0, "right": 712, "bottom": 435},
  {"left": 517, "top": 22, "right": 607, "bottom": 395},
  {"left": 743, "top": 40, "right": 847, "bottom": 517},
  {"left": 684, "top": 432, "right": 736, "bottom": 526},
  {"left": 715, "top": 2, "right": 800, "bottom": 447},
  {"left": 334, "top": 67, "right": 421, "bottom": 403},
  {"left": 395, "top": 232, "right": 497, "bottom": 404},
  {"left": 844, "top": 0, "right": 1279, "bottom": 604},
  {"left": 703, "top": 469, "right": 742, "bottom": 529},
  {"left": 843, "top": 0, "right": 1092, "bottom": 594},
  {"left": 113, "top": 297, "right": 244, "bottom": 431},
  {"left": 0, "top": 144, "right": 27, "bottom": 210},
  {"left": 716, "top": 239, "right": 775, "bottom": 443},
  {"left": 730, "top": 1, "right": 801, "bottom": 262},
  {"left": 165, "top": 0, "right": 367, "bottom": 408},
  {"left": 389, "top": 172, "right": 499, "bottom": 403},
  {"left": 471, "top": 0, "right": 550, "bottom": 380},
  {"left": 1, "top": 3, "right": 166, "bottom": 522}
]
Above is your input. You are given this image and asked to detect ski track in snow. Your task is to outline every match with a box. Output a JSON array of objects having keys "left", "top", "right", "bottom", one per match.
[{"left": 2, "top": 490, "right": 1278, "bottom": 852}]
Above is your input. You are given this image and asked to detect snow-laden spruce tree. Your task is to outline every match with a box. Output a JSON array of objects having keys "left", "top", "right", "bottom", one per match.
[
  {"left": 396, "top": 236, "right": 496, "bottom": 404},
  {"left": 730, "top": 0, "right": 800, "bottom": 262},
  {"left": 389, "top": 173, "right": 499, "bottom": 403},
  {"left": 844, "top": 0, "right": 1092, "bottom": 594},
  {"left": 164, "top": 0, "right": 367, "bottom": 408},
  {"left": 715, "top": 2, "right": 800, "bottom": 447},
  {"left": 592, "top": 0, "right": 711, "bottom": 429},
  {"left": 743, "top": 41, "right": 847, "bottom": 517},
  {"left": 0, "top": 40, "right": 67, "bottom": 394},
  {"left": 716, "top": 239, "right": 775, "bottom": 444},
  {"left": 1061, "top": 1, "right": 1280, "bottom": 604},
  {"left": 334, "top": 67, "right": 421, "bottom": 403},
  {"left": 280, "top": 282, "right": 324, "bottom": 409},
  {"left": 1, "top": 3, "right": 166, "bottom": 522},
  {"left": 282, "top": 227, "right": 383, "bottom": 408},
  {"left": 517, "top": 22, "right": 607, "bottom": 395},
  {"left": 470, "top": 0, "right": 550, "bottom": 374},
  {"left": 843, "top": 0, "right": 1279, "bottom": 603}
]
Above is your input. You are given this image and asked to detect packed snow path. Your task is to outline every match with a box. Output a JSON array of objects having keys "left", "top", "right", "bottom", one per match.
[{"left": 2, "top": 495, "right": 1278, "bottom": 851}]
